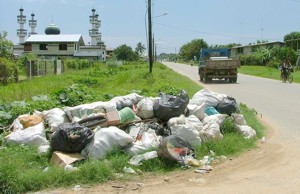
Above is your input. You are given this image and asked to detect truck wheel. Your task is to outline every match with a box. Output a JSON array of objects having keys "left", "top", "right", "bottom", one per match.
[
  {"left": 232, "top": 77, "right": 237, "bottom": 83},
  {"left": 200, "top": 75, "right": 203, "bottom": 81}
]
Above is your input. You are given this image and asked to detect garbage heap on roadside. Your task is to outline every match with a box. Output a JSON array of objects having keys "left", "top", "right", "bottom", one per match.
[{"left": 4, "top": 88, "right": 257, "bottom": 171}]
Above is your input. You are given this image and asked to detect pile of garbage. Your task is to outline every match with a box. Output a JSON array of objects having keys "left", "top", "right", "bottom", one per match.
[{"left": 4, "top": 88, "right": 257, "bottom": 170}]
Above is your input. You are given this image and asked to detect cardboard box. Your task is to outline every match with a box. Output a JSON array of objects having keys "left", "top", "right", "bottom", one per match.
[{"left": 50, "top": 151, "right": 85, "bottom": 167}]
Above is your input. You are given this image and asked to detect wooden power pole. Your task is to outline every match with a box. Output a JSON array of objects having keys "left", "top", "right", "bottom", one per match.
[{"left": 148, "top": 0, "right": 153, "bottom": 73}]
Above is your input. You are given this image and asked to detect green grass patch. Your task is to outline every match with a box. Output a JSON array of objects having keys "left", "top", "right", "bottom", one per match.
[{"left": 239, "top": 65, "right": 300, "bottom": 83}]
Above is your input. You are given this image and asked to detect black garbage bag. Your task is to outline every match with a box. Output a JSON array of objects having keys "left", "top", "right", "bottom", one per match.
[
  {"left": 215, "top": 96, "right": 239, "bottom": 115},
  {"left": 50, "top": 122, "right": 94, "bottom": 153},
  {"left": 147, "top": 122, "right": 171, "bottom": 137},
  {"left": 153, "top": 90, "right": 189, "bottom": 121},
  {"left": 157, "top": 134, "right": 194, "bottom": 162}
]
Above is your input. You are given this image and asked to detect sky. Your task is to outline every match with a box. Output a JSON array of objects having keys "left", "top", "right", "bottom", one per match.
[{"left": 1, "top": 0, "right": 300, "bottom": 54}]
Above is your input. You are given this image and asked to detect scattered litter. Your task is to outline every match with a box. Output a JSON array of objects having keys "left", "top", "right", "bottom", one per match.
[
  {"left": 261, "top": 136, "right": 267, "bottom": 143},
  {"left": 188, "top": 178, "right": 207, "bottom": 183},
  {"left": 112, "top": 184, "right": 125, "bottom": 189},
  {"left": 42, "top": 167, "right": 49, "bottom": 173},
  {"left": 194, "top": 169, "right": 209, "bottom": 174},
  {"left": 72, "top": 185, "right": 81, "bottom": 191},
  {"left": 64, "top": 164, "right": 79, "bottom": 172},
  {"left": 128, "top": 151, "right": 158, "bottom": 166},
  {"left": 123, "top": 167, "right": 137, "bottom": 174}
]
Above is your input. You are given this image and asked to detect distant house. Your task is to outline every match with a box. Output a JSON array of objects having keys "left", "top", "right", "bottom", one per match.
[{"left": 230, "top": 41, "right": 285, "bottom": 57}]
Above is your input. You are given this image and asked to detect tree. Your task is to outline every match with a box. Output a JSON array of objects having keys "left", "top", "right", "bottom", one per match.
[
  {"left": 209, "top": 43, "right": 241, "bottom": 49},
  {"left": 284, "top": 32, "right": 300, "bottom": 50},
  {"left": 114, "top": 44, "right": 139, "bottom": 61},
  {"left": 0, "top": 31, "right": 14, "bottom": 59},
  {"left": 179, "top": 39, "right": 208, "bottom": 61},
  {"left": 135, "top": 42, "right": 146, "bottom": 56}
]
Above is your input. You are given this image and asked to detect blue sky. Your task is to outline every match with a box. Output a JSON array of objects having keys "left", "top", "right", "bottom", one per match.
[{"left": 1, "top": 0, "right": 300, "bottom": 54}]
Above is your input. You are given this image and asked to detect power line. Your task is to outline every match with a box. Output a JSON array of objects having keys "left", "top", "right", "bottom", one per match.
[{"left": 153, "top": 22, "right": 281, "bottom": 41}]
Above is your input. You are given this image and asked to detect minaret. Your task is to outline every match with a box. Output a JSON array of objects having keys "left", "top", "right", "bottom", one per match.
[
  {"left": 29, "top": 13, "right": 37, "bottom": 36},
  {"left": 89, "top": 8, "right": 101, "bottom": 45},
  {"left": 17, "top": 7, "right": 27, "bottom": 44}
]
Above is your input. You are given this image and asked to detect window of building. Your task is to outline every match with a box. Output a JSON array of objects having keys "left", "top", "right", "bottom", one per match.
[
  {"left": 237, "top": 48, "right": 243, "bottom": 54},
  {"left": 24, "top": 44, "right": 32, "bottom": 51},
  {"left": 59, "top": 44, "right": 67, "bottom": 51},
  {"left": 74, "top": 44, "right": 77, "bottom": 51},
  {"left": 39, "top": 44, "right": 48, "bottom": 50}
]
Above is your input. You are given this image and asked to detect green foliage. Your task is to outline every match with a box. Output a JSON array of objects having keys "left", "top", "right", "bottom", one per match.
[
  {"left": 0, "top": 57, "right": 18, "bottom": 85},
  {"left": 114, "top": 44, "right": 139, "bottom": 61},
  {"left": 0, "top": 31, "right": 13, "bottom": 58},
  {"left": 195, "top": 134, "right": 256, "bottom": 158},
  {"left": 64, "top": 59, "right": 94, "bottom": 69},
  {"left": 240, "top": 46, "right": 297, "bottom": 66},
  {"left": 55, "top": 84, "right": 95, "bottom": 106},
  {"left": 240, "top": 54, "right": 263, "bottom": 66},
  {"left": 284, "top": 32, "right": 300, "bottom": 50},
  {"left": 157, "top": 53, "right": 178, "bottom": 62},
  {"left": 209, "top": 43, "right": 241, "bottom": 49},
  {"left": 0, "top": 95, "right": 58, "bottom": 128},
  {"left": 179, "top": 39, "right": 208, "bottom": 61}
]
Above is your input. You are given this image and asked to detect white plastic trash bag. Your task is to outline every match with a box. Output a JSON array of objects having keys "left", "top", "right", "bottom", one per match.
[
  {"left": 81, "top": 126, "right": 134, "bottom": 160},
  {"left": 125, "top": 129, "right": 161, "bottom": 156},
  {"left": 200, "top": 122, "right": 223, "bottom": 142},
  {"left": 42, "top": 108, "right": 70, "bottom": 132},
  {"left": 231, "top": 113, "right": 247, "bottom": 125},
  {"left": 235, "top": 124, "right": 257, "bottom": 139},
  {"left": 5, "top": 122, "right": 49, "bottom": 146},
  {"left": 185, "top": 115, "right": 203, "bottom": 132},
  {"left": 136, "top": 98, "right": 154, "bottom": 119},
  {"left": 187, "top": 102, "right": 206, "bottom": 120},
  {"left": 202, "top": 114, "right": 227, "bottom": 125},
  {"left": 190, "top": 89, "right": 227, "bottom": 108},
  {"left": 168, "top": 115, "right": 202, "bottom": 147}
]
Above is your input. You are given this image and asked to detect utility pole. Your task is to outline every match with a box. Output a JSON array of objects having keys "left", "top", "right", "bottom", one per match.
[
  {"left": 148, "top": 0, "right": 153, "bottom": 73},
  {"left": 152, "top": 33, "right": 155, "bottom": 61}
]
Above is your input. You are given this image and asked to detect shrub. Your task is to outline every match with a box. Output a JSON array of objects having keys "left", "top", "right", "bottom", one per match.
[{"left": 0, "top": 57, "right": 18, "bottom": 85}]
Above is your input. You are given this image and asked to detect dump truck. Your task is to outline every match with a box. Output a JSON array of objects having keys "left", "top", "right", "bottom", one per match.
[{"left": 198, "top": 48, "right": 240, "bottom": 83}]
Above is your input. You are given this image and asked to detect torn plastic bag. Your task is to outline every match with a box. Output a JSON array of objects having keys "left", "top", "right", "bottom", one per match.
[
  {"left": 215, "top": 96, "right": 239, "bottom": 115},
  {"left": 153, "top": 90, "right": 189, "bottom": 121},
  {"left": 81, "top": 126, "right": 134, "bottom": 159},
  {"left": 157, "top": 134, "right": 195, "bottom": 162},
  {"left": 50, "top": 122, "right": 94, "bottom": 153}
]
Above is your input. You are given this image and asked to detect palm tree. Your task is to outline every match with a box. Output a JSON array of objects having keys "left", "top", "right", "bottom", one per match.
[{"left": 135, "top": 42, "right": 146, "bottom": 56}]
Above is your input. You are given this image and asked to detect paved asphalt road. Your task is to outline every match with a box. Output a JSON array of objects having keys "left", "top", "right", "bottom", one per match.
[{"left": 162, "top": 61, "right": 300, "bottom": 147}]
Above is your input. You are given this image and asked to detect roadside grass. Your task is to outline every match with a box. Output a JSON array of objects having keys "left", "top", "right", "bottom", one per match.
[
  {"left": 0, "top": 62, "right": 264, "bottom": 193},
  {"left": 239, "top": 65, "right": 300, "bottom": 83},
  {"left": 0, "top": 62, "right": 200, "bottom": 103}
]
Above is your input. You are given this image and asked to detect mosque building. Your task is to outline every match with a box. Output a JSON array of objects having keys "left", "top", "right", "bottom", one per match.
[{"left": 13, "top": 7, "right": 106, "bottom": 61}]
